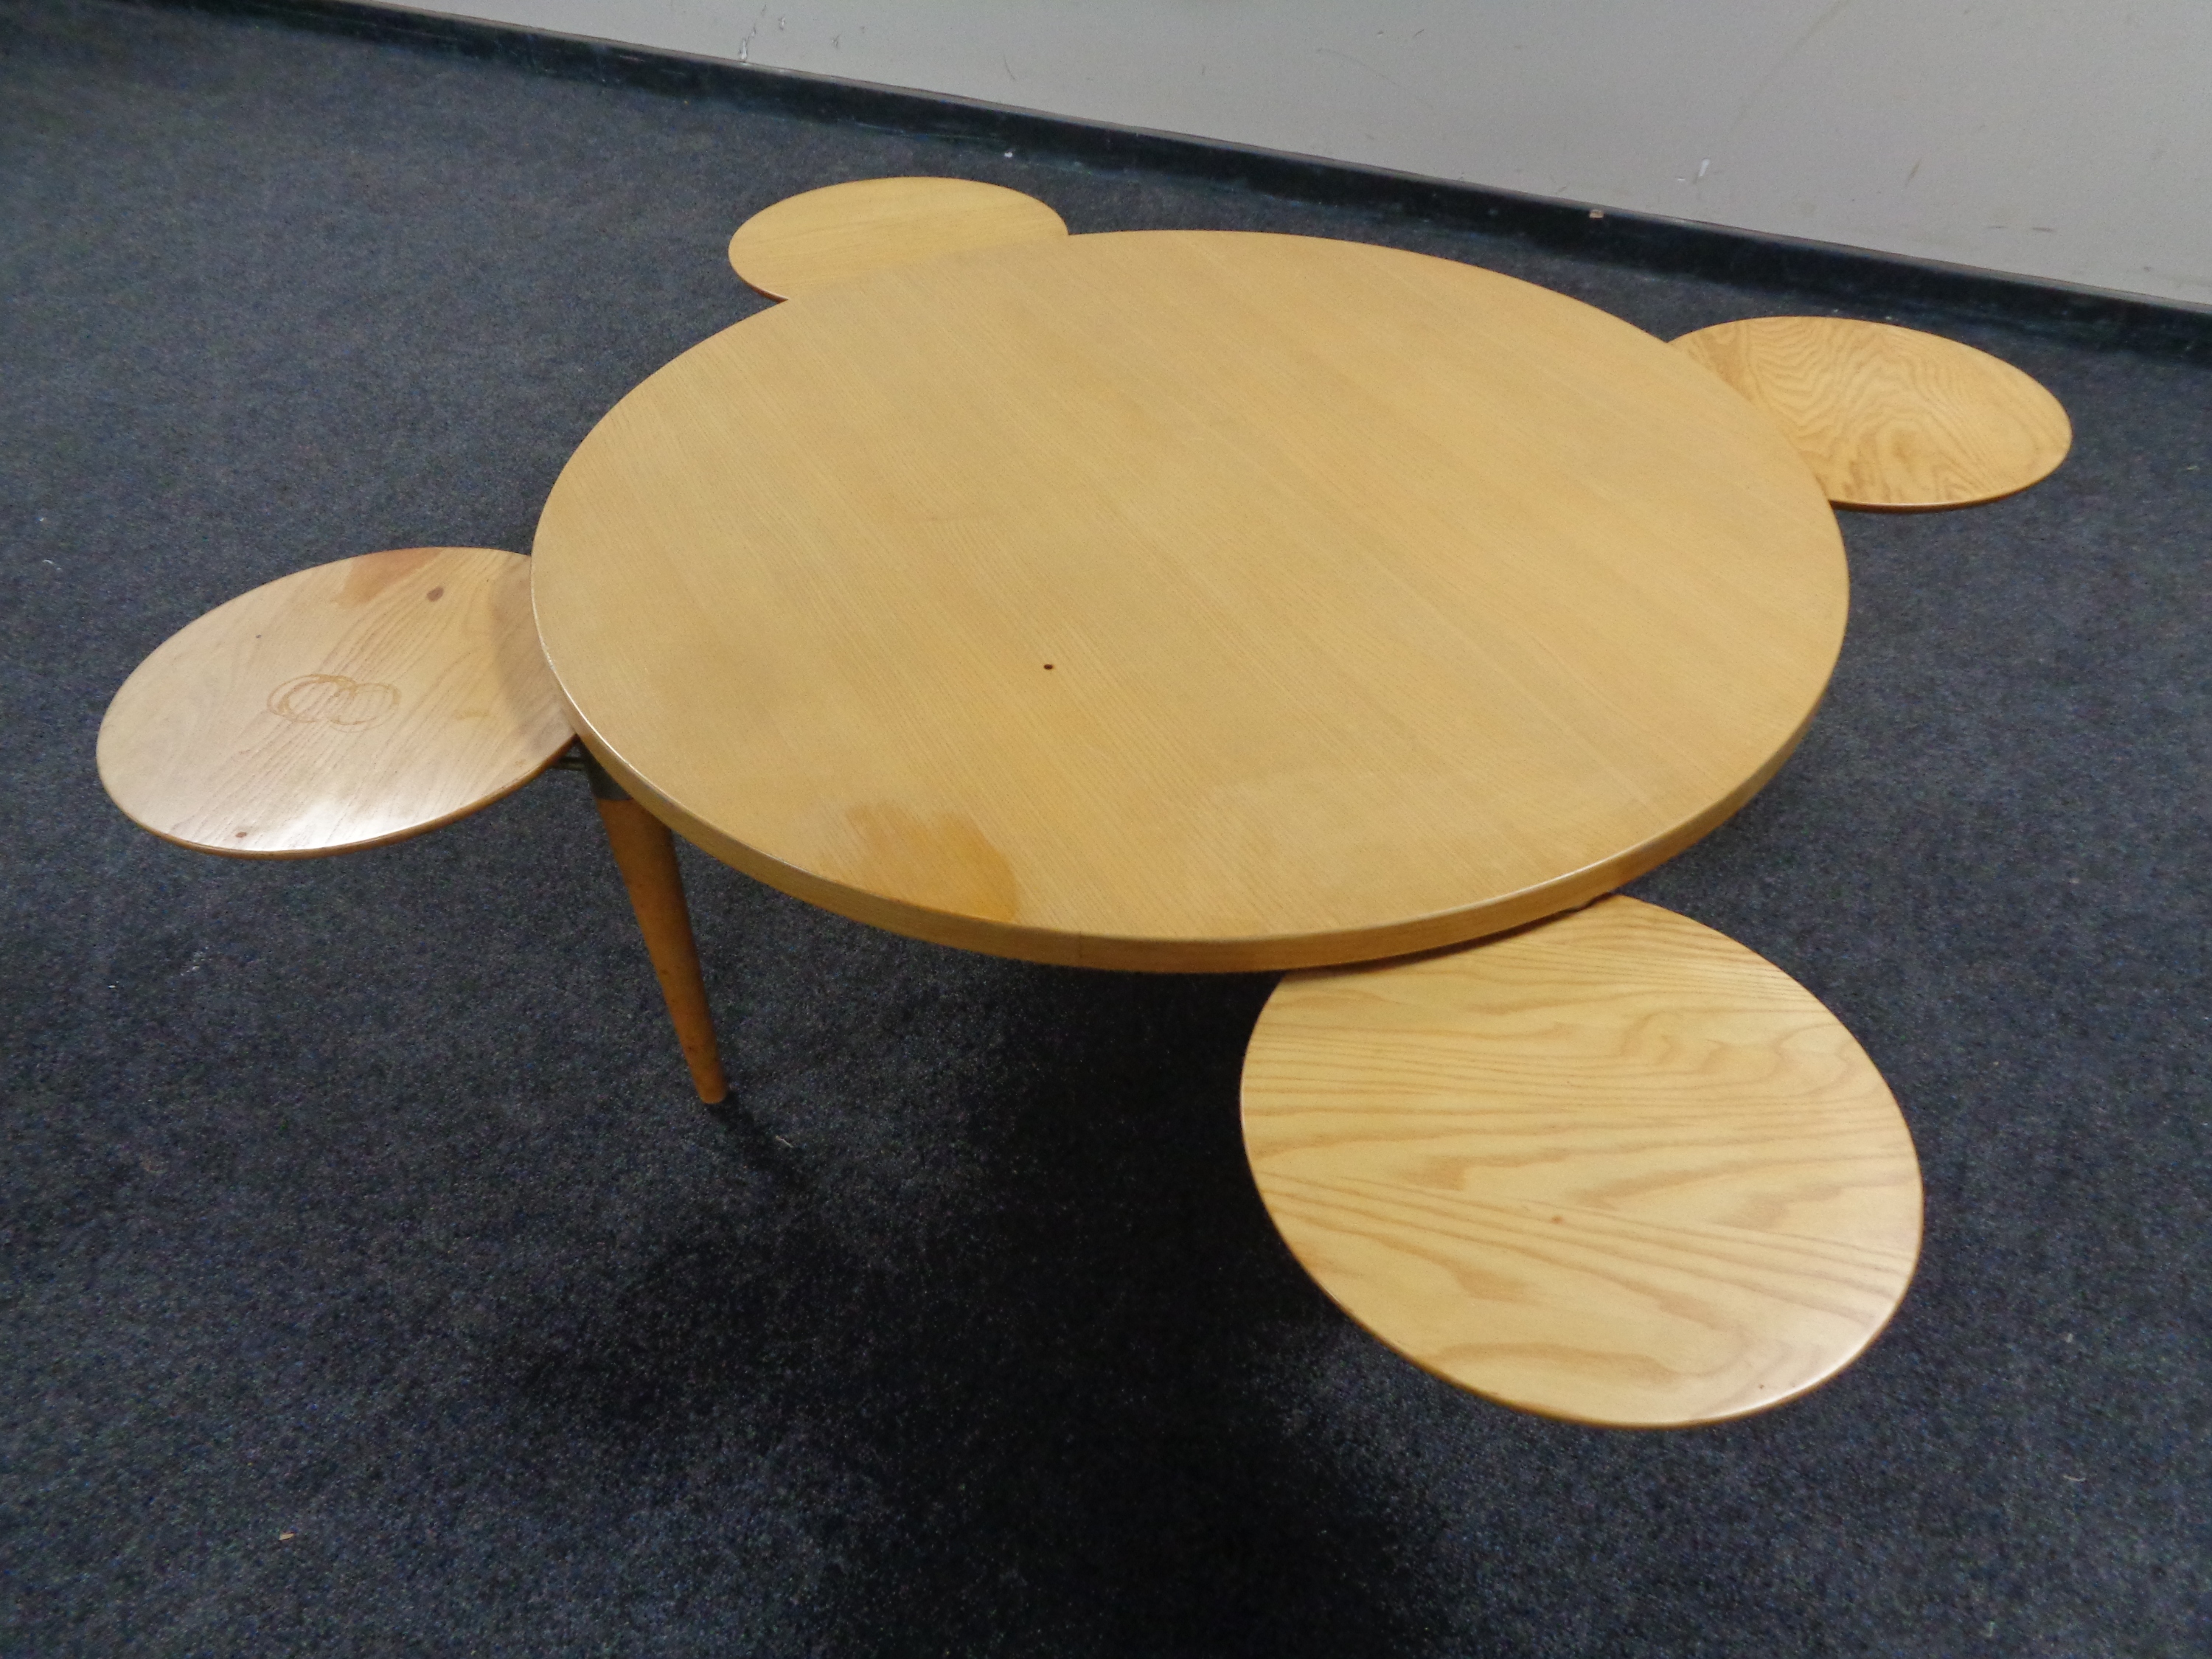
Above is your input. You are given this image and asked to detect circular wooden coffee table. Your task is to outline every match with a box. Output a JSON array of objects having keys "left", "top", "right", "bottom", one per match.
[
  {"left": 532, "top": 232, "right": 1847, "bottom": 971},
  {"left": 1673, "top": 316, "right": 2070, "bottom": 509},
  {"left": 102, "top": 546, "right": 572, "bottom": 857},
  {"left": 1242, "top": 896, "right": 1921, "bottom": 1427},
  {"left": 728, "top": 176, "right": 1069, "bottom": 301}
]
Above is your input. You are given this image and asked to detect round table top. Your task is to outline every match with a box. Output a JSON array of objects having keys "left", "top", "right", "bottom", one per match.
[
  {"left": 1672, "top": 316, "right": 2070, "bottom": 509},
  {"left": 1241, "top": 896, "right": 1921, "bottom": 1427},
  {"left": 728, "top": 177, "right": 1069, "bottom": 301},
  {"left": 533, "top": 232, "right": 1848, "bottom": 971},
  {"left": 100, "top": 546, "right": 572, "bottom": 857}
]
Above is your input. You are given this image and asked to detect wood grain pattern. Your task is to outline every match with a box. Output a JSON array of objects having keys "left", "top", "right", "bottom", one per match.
[
  {"left": 1241, "top": 896, "right": 1921, "bottom": 1427},
  {"left": 99, "top": 547, "right": 572, "bottom": 857},
  {"left": 728, "top": 176, "right": 1068, "bottom": 299},
  {"left": 535, "top": 231, "right": 1847, "bottom": 971},
  {"left": 1672, "top": 316, "right": 2070, "bottom": 509}
]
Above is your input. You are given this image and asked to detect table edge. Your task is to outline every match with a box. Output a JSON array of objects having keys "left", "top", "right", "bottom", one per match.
[{"left": 559, "top": 689, "right": 1826, "bottom": 973}]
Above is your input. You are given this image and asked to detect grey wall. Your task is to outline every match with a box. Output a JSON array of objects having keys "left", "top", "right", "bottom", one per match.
[{"left": 394, "top": 0, "right": 2212, "bottom": 309}]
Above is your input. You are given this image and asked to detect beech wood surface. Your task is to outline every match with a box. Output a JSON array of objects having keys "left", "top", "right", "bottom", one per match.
[
  {"left": 728, "top": 176, "right": 1068, "bottom": 300},
  {"left": 1672, "top": 316, "right": 2071, "bottom": 509},
  {"left": 1241, "top": 896, "right": 1922, "bottom": 1427},
  {"left": 535, "top": 231, "right": 1848, "bottom": 971},
  {"left": 593, "top": 793, "right": 729, "bottom": 1104},
  {"left": 99, "top": 547, "right": 573, "bottom": 857}
]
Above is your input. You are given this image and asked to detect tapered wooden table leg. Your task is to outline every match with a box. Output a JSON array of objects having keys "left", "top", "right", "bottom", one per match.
[{"left": 580, "top": 752, "right": 729, "bottom": 1105}]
